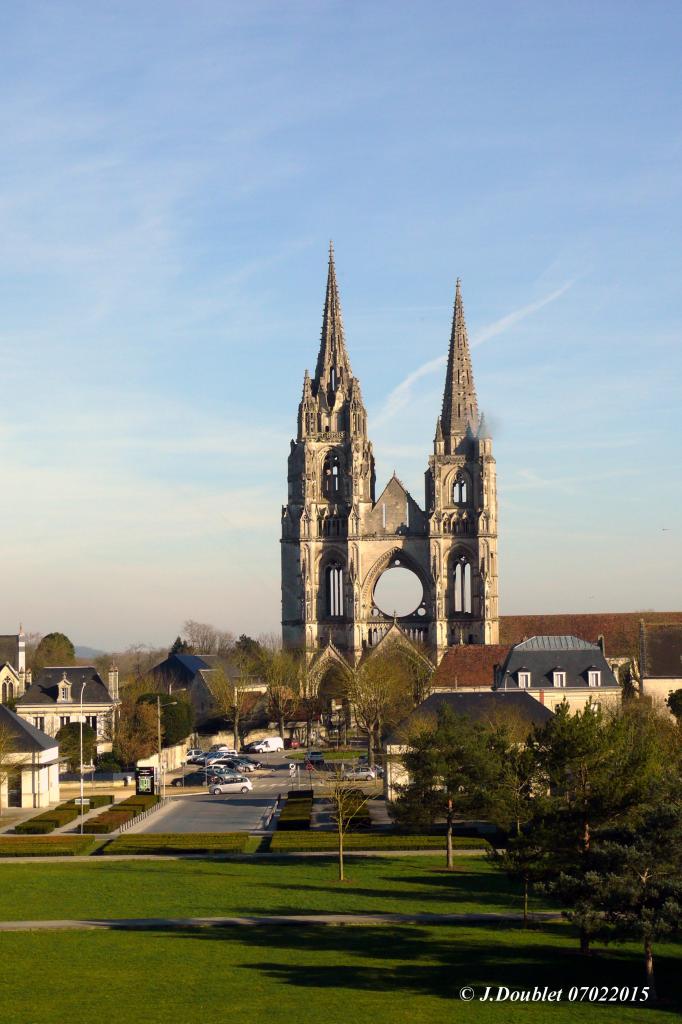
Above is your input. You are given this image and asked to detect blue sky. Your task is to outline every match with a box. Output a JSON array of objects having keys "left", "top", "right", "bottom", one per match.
[{"left": 0, "top": 2, "right": 680, "bottom": 650}]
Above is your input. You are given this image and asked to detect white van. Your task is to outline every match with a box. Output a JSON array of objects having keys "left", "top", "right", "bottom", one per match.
[{"left": 249, "top": 736, "right": 284, "bottom": 753}]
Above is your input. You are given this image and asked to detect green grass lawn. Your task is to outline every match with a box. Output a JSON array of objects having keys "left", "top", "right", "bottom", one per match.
[
  {"left": 0, "top": 925, "right": 679, "bottom": 1023},
  {"left": 0, "top": 855, "right": 544, "bottom": 920}
]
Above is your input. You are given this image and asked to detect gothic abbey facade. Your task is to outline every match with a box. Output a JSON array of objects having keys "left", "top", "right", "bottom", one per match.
[{"left": 281, "top": 246, "right": 498, "bottom": 667}]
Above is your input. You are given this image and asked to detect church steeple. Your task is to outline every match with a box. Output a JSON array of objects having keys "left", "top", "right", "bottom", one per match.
[
  {"left": 313, "top": 241, "right": 352, "bottom": 400},
  {"left": 439, "top": 279, "right": 479, "bottom": 448}
]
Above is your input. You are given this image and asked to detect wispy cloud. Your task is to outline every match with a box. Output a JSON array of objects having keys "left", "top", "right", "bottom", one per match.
[{"left": 372, "top": 280, "right": 575, "bottom": 426}]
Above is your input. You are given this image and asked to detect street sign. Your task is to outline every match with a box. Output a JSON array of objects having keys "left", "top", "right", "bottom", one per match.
[{"left": 135, "top": 767, "right": 155, "bottom": 795}]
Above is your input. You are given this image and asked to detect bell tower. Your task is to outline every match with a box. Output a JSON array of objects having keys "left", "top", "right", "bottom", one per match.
[
  {"left": 426, "top": 280, "right": 499, "bottom": 649},
  {"left": 282, "top": 254, "right": 499, "bottom": 664},
  {"left": 281, "top": 243, "right": 376, "bottom": 654}
]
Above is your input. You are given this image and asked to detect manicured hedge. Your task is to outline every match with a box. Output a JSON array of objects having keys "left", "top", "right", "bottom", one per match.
[
  {"left": 0, "top": 836, "right": 98, "bottom": 857},
  {"left": 268, "top": 831, "right": 491, "bottom": 853},
  {"left": 63, "top": 794, "right": 114, "bottom": 809},
  {"left": 276, "top": 792, "right": 313, "bottom": 831},
  {"left": 102, "top": 833, "right": 250, "bottom": 855},
  {"left": 82, "top": 793, "right": 161, "bottom": 834},
  {"left": 14, "top": 805, "right": 81, "bottom": 834}
]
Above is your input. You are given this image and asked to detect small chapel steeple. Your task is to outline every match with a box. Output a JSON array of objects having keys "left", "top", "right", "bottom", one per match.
[
  {"left": 313, "top": 241, "right": 352, "bottom": 402},
  {"left": 439, "top": 279, "right": 479, "bottom": 450}
]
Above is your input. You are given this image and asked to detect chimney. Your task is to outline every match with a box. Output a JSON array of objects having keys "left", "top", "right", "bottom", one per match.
[
  {"left": 539, "top": 689, "right": 545, "bottom": 705},
  {"left": 597, "top": 634, "right": 605, "bottom": 655},
  {"left": 108, "top": 664, "right": 119, "bottom": 700}
]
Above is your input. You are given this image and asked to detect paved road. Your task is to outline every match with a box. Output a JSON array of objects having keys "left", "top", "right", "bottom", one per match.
[{"left": 137, "top": 761, "right": 291, "bottom": 833}]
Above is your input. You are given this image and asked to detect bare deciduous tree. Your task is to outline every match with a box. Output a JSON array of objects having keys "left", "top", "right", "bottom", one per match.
[
  {"left": 261, "top": 649, "right": 298, "bottom": 739},
  {"left": 325, "top": 769, "right": 372, "bottom": 881},
  {"left": 209, "top": 667, "right": 252, "bottom": 750},
  {"left": 347, "top": 653, "right": 412, "bottom": 766}
]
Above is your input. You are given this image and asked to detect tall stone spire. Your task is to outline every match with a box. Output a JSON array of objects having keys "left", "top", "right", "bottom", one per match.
[
  {"left": 313, "top": 241, "right": 352, "bottom": 398},
  {"left": 440, "top": 279, "right": 479, "bottom": 444}
]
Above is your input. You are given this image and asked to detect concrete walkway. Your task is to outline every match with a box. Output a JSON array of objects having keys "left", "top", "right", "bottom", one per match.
[
  {"left": 0, "top": 848, "right": 487, "bottom": 864},
  {"left": 0, "top": 910, "right": 562, "bottom": 931}
]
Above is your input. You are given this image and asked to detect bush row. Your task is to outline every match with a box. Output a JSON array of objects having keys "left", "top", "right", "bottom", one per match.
[
  {"left": 83, "top": 793, "right": 160, "bottom": 834},
  {"left": 0, "top": 836, "right": 99, "bottom": 857},
  {"left": 14, "top": 805, "right": 81, "bottom": 835},
  {"left": 63, "top": 794, "right": 114, "bottom": 810},
  {"left": 268, "top": 831, "right": 491, "bottom": 853},
  {"left": 276, "top": 792, "right": 313, "bottom": 831},
  {"left": 102, "top": 832, "right": 250, "bottom": 855}
]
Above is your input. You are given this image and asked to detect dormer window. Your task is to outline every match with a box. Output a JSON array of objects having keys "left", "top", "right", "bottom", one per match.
[
  {"left": 58, "top": 674, "right": 71, "bottom": 702},
  {"left": 553, "top": 671, "right": 566, "bottom": 688},
  {"left": 517, "top": 671, "right": 531, "bottom": 689},
  {"left": 588, "top": 670, "right": 601, "bottom": 688},
  {"left": 60, "top": 685, "right": 69, "bottom": 700}
]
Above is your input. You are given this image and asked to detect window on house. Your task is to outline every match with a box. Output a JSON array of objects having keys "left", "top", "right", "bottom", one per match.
[
  {"left": 86, "top": 715, "right": 98, "bottom": 730},
  {"left": 553, "top": 671, "right": 567, "bottom": 688},
  {"left": 60, "top": 685, "right": 69, "bottom": 700},
  {"left": 59, "top": 715, "right": 71, "bottom": 728},
  {"left": 326, "top": 565, "right": 344, "bottom": 617},
  {"left": 588, "top": 671, "right": 601, "bottom": 688},
  {"left": 34, "top": 716, "right": 45, "bottom": 731},
  {"left": 518, "top": 671, "right": 531, "bottom": 688},
  {"left": 453, "top": 557, "right": 472, "bottom": 614}
]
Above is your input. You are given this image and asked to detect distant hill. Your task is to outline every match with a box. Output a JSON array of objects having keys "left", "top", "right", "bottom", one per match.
[{"left": 75, "top": 645, "right": 106, "bottom": 660}]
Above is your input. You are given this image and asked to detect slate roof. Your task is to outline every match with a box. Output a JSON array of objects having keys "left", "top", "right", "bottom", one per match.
[
  {"left": 0, "top": 635, "right": 18, "bottom": 668},
  {"left": 433, "top": 644, "right": 511, "bottom": 689},
  {"left": 642, "top": 623, "right": 682, "bottom": 678},
  {"left": 500, "top": 612, "right": 682, "bottom": 659},
  {"left": 495, "top": 637, "right": 619, "bottom": 691},
  {"left": 386, "top": 690, "right": 553, "bottom": 745},
  {"left": 17, "top": 666, "right": 114, "bottom": 706},
  {"left": 0, "top": 704, "right": 56, "bottom": 752},
  {"left": 514, "top": 636, "right": 597, "bottom": 651}
]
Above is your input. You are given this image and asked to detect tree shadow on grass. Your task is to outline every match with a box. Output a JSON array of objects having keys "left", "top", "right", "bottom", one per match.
[{"left": 156, "top": 922, "right": 681, "bottom": 1010}]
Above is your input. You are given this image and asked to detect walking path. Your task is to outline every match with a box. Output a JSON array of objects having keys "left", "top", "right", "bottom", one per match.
[
  {"left": 0, "top": 910, "right": 562, "bottom": 932},
  {"left": 0, "top": 848, "right": 487, "bottom": 864}
]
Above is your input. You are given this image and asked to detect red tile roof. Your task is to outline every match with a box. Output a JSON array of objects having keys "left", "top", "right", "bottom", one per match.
[
  {"left": 500, "top": 612, "right": 682, "bottom": 660},
  {"left": 434, "top": 644, "right": 511, "bottom": 689}
]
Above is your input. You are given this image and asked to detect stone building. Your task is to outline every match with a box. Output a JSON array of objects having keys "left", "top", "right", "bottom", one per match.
[
  {"left": 0, "top": 705, "right": 60, "bottom": 809},
  {"left": 281, "top": 246, "right": 498, "bottom": 672},
  {"left": 0, "top": 628, "right": 29, "bottom": 704},
  {"left": 15, "top": 665, "right": 119, "bottom": 752},
  {"left": 639, "top": 621, "right": 682, "bottom": 710}
]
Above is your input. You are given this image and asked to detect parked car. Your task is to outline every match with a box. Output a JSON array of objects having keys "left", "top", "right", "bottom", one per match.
[
  {"left": 342, "top": 767, "right": 377, "bottom": 781},
  {"left": 305, "top": 750, "right": 325, "bottom": 764},
  {"left": 210, "top": 776, "right": 253, "bottom": 795},
  {"left": 211, "top": 757, "right": 256, "bottom": 773},
  {"left": 284, "top": 738, "right": 301, "bottom": 749},
  {"left": 172, "top": 770, "right": 210, "bottom": 787},
  {"left": 185, "top": 748, "right": 203, "bottom": 763},
  {"left": 246, "top": 737, "right": 284, "bottom": 753},
  {"left": 209, "top": 745, "right": 238, "bottom": 756},
  {"left": 237, "top": 755, "right": 263, "bottom": 769}
]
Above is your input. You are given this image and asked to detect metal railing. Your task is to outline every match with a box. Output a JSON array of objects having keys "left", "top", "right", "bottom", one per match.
[{"left": 117, "top": 797, "right": 168, "bottom": 834}]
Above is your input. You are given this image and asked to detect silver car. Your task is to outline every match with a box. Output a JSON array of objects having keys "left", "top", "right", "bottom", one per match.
[
  {"left": 210, "top": 775, "right": 253, "bottom": 795},
  {"left": 341, "top": 767, "right": 377, "bottom": 781}
]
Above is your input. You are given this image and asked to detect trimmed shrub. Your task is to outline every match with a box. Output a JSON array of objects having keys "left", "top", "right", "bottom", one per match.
[
  {"left": 64, "top": 794, "right": 114, "bottom": 810},
  {"left": 0, "top": 836, "right": 98, "bottom": 857},
  {"left": 14, "top": 805, "right": 81, "bottom": 834},
  {"left": 82, "top": 793, "right": 160, "bottom": 834},
  {"left": 268, "top": 831, "right": 491, "bottom": 853},
  {"left": 102, "top": 833, "right": 250, "bottom": 855},
  {"left": 276, "top": 793, "right": 313, "bottom": 832}
]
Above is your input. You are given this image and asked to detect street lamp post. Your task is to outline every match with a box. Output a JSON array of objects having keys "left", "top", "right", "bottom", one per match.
[
  {"left": 157, "top": 697, "right": 177, "bottom": 801},
  {"left": 79, "top": 681, "right": 87, "bottom": 835}
]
